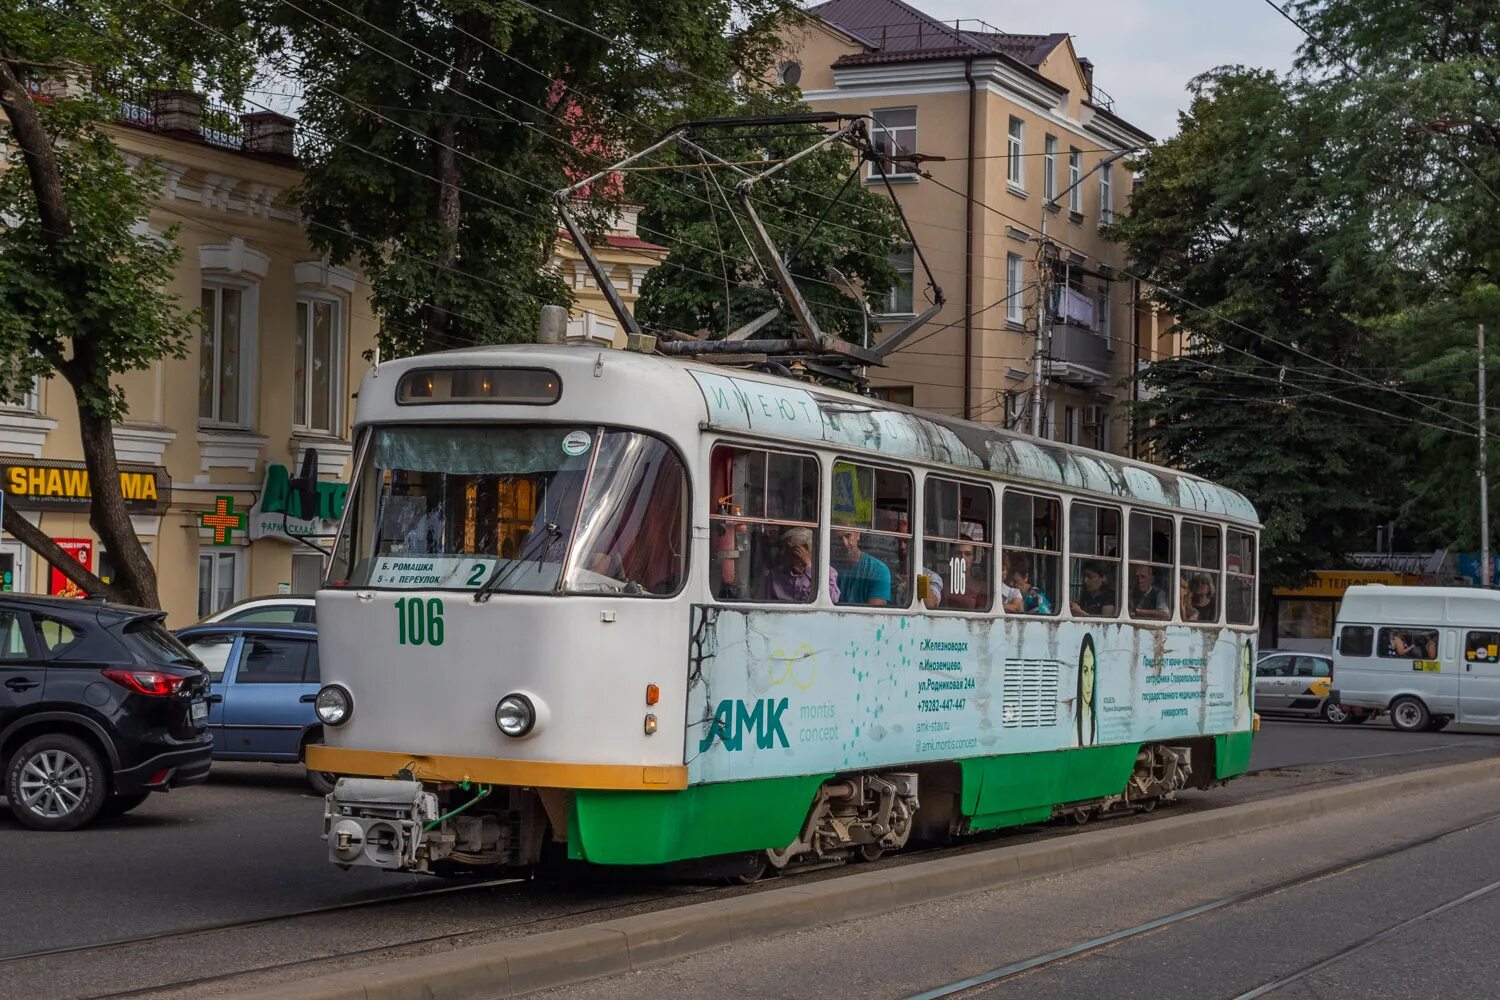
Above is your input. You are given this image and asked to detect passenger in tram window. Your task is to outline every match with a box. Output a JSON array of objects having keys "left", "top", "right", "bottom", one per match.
[
  {"left": 941, "top": 540, "right": 986, "bottom": 610},
  {"left": 1180, "top": 575, "right": 1198, "bottom": 622},
  {"left": 761, "top": 526, "right": 838, "bottom": 604},
  {"left": 832, "top": 529, "right": 891, "bottom": 606},
  {"left": 1128, "top": 562, "right": 1170, "bottom": 620},
  {"left": 1070, "top": 562, "right": 1116, "bottom": 617},
  {"left": 1009, "top": 561, "right": 1053, "bottom": 615},
  {"left": 1191, "top": 573, "right": 1218, "bottom": 621},
  {"left": 996, "top": 553, "right": 1023, "bottom": 612}
]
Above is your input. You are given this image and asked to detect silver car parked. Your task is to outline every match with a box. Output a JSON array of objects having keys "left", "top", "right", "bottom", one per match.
[{"left": 1255, "top": 652, "right": 1370, "bottom": 724}]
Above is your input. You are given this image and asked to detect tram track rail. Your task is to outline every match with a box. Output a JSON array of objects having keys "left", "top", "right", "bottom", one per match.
[{"left": 902, "top": 807, "right": 1500, "bottom": 999}]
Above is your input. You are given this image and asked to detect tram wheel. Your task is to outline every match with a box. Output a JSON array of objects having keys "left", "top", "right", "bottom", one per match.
[
  {"left": 1138, "top": 797, "right": 1158, "bottom": 813},
  {"left": 857, "top": 844, "right": 886, "bottom": 862},
  {"left": 1069, "top": 807, "right": 1094, "bottom": 825},
  {"left": 732, "top": 853, "right": 769, "bottom": 884}
]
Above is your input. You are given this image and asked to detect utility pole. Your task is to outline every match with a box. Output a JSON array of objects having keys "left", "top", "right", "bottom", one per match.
[{"left": 1481, "top": 323, "right": 1490, "bottom": 587}]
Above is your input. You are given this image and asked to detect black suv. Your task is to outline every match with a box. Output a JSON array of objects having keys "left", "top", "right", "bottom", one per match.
[{"left": 0, "top": 595, "right": 211, "bottom": 830}]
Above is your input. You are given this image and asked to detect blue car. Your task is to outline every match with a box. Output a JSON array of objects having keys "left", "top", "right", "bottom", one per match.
[{"left": 174, "top": 623, "right": 332, "bottom": 792}]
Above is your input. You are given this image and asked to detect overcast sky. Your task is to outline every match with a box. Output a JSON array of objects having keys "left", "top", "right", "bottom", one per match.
[{"left": 916, "top": 0, "right": 1306, "bottom": 139}]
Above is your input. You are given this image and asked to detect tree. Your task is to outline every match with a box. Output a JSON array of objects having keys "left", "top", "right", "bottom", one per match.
[
  {"left": 1120, "top": 1, "right": 1500, "bottom": 584},
  {"left": 1116, "top": 68, "right": 1410, "bottom": 585},
  {"left": 252, "top": 0, "right": 799, "bottom": 358},
  {"left": 632, "top": 90, "right": 905, "bottom": 345},
  {"left": 0, "top": 2, "right": 254, "bottom": 605}
]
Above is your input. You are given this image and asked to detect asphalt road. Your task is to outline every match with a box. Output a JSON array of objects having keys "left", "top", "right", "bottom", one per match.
[
  {"left": 1, "top": 718, "right": 1497, "bottom": 998},
  {"left": 554, "top": 766, "right": 1500, "bottom": 1000}
]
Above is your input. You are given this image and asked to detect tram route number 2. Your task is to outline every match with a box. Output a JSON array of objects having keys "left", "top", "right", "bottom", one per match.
[{"left": 395, "top": 597, "right": 446, "bottom": 646}]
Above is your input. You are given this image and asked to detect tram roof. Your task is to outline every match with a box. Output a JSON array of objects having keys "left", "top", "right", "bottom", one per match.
[{"left": 358, "top": 345, "right": 1260, "bottom": 526}]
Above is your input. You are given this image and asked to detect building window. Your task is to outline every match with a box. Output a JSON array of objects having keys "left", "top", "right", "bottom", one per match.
[
  {"left": 1006, "top": 253, "right": 1024, "bottom": 324},
  {"left": 1007, "top": 117, "right": 1025, "bottom": 188},
  {"left": 778, "top": 61, "right": 802, "bottom": 86},
  {"left": 870, "top": 108, "right": 917, "bottom": 179},
  {"left": 1100, "top": 163, "right": 1114, "bottom": 222},
  {"left": 871, "top": 386, "right": 915, "bottom": 407},
  {"left": 1043, "top": 135, "right": 1057, "bottom": 201},
  {"left": 1068, "top": 149, "right": 1083, "bottom": 213},
  {"left": 883, "top": 246, "right": 915, "bottom": 314},
  {"left": 197, "top": 548, "right": 242, "bottom": 618},
  {"left": 294, "top": 297, "right": 344, "bottom": 434},
  {"left": 1063, "top": 406, "right": 1079, "bottom": 444},
  {"left": 1082, "top": 405, "right": 1106, "bottom": 451},
  {"left": 200, "top": 285, "right": 248, "bottom": 426},
  {"left": 1097, "top": 289, "right": 1111, "bottom": 341}
]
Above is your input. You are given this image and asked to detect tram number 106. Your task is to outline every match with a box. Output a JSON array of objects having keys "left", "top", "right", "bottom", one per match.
[{"left": 395, "top": 597, "right": 446, "bottom": 647}]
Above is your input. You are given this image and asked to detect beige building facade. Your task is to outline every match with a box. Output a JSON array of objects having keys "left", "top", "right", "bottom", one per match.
[
  {"left": 0, "top": 96, "right": 378, "bottom": 626},
  {"left": 776, "top": 0, "right": 1153, "bottom": 452}
]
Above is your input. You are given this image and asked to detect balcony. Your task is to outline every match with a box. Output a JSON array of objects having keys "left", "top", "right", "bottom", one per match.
[{"left": 1049, "top": 322, "right": 1112, "bottom": 386}]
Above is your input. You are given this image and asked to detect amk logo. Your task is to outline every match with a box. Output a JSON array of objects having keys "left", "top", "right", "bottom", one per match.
[{"left": 698, "top": 698, "right": 790, "bottom": 752}]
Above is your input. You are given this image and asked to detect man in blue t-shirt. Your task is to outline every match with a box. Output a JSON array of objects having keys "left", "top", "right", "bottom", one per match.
[{"left": 833, "top": 529, "right": 892, "bottom": 606}]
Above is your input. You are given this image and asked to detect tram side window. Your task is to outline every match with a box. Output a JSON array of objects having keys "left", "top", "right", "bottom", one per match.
[
  {"left": 1180, "top": 520, "right": 1222, "bottom": 625},
  {"left": 924, "top": 477, "right": 994, "bottom": 612},
  {"left": 1127, "top": 512, "right": 1174, "bottom": 621},
  {"left": 1068, "top": 502, "right": 1120, "bottom": 618},
  {"left": 1225, "top": 528, "right": 1257, "bottom": 625},
  {"left": 1379, "top": 627, "right": 1439, "bottom": 660},
  {"left": 831, "top": 460, "right": 912, "bottom": 608},
  {"left": 1002, "top": 490, "right": 1061, "bottom": 616},
  {"left": 709, "top": 446, "right": 821, "bottom": 603}
]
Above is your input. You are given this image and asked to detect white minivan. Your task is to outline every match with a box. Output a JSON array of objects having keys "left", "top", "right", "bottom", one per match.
[{"left": 1333, "top": 585, "right": 1500, "bottom": 732}]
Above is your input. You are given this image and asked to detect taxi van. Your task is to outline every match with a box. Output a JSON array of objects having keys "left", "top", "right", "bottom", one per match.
[{"left": 1333, "top": 585, "right": 1500, "bottom": 732}]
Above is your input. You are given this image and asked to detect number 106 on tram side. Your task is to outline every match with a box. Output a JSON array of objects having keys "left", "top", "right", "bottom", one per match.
[{"left": 308, "top": 344, "right": 1261, "bottom": 878}]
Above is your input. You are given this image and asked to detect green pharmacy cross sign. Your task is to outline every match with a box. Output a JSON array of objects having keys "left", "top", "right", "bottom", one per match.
[{"left": 201, "top": 496, "right": 247, "bottom": 545}]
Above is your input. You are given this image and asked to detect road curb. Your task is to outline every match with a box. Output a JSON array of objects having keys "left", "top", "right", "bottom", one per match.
[{"left": 228, "top": 756, "right": 1500, "bottom": 1000}]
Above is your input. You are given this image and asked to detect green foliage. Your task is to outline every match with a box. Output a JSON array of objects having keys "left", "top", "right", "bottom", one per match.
[
  {"left": 251, "top": 0, "right": 801, "bottom": 355},
  {"left": 633, "top": 90, "right": 905, "bottom": 342},
  {"left": 1120, "top": 2, "right": 1500, "bottom": 582}
]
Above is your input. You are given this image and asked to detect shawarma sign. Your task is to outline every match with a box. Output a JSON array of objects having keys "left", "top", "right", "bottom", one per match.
[{"left": 0, "top": 460, "right": 171, "bottom": 515}]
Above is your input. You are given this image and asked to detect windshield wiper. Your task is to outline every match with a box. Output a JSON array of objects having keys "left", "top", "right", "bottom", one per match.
[{"left": 474, "top": 522, "right": 560, "bottom": 603}]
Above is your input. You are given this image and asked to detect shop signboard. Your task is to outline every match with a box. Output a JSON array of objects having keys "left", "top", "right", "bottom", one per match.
[
  {"left": 248, "top": 462, "right": 348, "bottom": 542},
  {"left": 0, "top": 459, "right": 170, "bottom": 515}
]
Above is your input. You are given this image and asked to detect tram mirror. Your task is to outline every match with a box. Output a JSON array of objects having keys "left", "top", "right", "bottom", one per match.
[{"left": 289, "top": 448, "right": 320, "bottom": 522}]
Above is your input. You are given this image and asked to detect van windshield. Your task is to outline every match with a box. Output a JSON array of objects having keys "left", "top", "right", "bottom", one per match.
[{"left": 328, "top": 425, "right": 687, "bottom": 595}]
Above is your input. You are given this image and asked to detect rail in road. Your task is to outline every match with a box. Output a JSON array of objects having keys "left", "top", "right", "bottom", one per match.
[
  {"left": 4, "top": 726, "right": 1498, "bottom": 999},
  {"left": 905, "top": 807, "right": 1500, "bottom": 999}
]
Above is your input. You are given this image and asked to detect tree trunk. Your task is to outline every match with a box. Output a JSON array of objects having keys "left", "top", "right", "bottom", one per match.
[
  {"left": 0, "top": 55, "right": 160, "bottom": 608},
  {"left": 420, "top": 35, "right": 478, "bottom": 353},
  {"left": 74, "top": 393, "right": 159, "bottom": 607}
]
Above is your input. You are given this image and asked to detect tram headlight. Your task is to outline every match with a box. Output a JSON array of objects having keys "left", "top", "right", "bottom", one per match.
[
  {"left": 495, "top": 693, "right": 536, "bottom": 738},
  {"left": 315, "top": 685, "right": 353, "bottom": 726}
]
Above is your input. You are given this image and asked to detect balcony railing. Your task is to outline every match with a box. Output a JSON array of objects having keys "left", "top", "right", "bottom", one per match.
[{"left": 1049, "top": 322, "right": 1112, "bottom": 384}]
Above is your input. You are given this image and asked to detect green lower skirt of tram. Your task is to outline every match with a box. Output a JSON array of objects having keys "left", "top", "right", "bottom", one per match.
[{"left": 569, "top": 731, "right": 1256, "bottom": 865}]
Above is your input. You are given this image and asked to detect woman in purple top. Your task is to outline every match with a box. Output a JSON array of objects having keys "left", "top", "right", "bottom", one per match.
[{"left": 763, "top": 526, "right": 839, "bottom": 603}]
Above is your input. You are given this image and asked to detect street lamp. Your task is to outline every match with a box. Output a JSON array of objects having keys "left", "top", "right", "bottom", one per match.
[{"left": 1031, "top": 147, "right": 1133, "bottom": 438}]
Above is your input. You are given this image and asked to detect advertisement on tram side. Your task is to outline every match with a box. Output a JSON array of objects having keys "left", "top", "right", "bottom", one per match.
[{"left": 685, "top": 607, "right": 1250, "bottom": 784}]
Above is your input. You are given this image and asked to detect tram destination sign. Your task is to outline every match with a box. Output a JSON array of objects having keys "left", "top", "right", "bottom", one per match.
[{"left": 0, "top": 459, "right": 171, "bottom": 515}]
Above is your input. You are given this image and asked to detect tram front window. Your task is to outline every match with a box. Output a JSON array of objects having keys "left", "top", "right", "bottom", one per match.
[{"left": 329, "top": 425, "right": 687, "bottom": 595}]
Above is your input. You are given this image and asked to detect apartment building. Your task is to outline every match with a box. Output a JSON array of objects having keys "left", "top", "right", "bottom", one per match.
[
  {"left": 0, "top": 86, "right": 665, "bottom": 624},
  {"left": 775, "top": 0, "right": 1153, "bottom": 450}
]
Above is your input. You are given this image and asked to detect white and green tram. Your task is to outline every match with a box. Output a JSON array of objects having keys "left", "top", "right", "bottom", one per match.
[{"left": 310, "top": 344, "right": 1260, "bottom": 876}]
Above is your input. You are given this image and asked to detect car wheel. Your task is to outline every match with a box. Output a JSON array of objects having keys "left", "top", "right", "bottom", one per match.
[
  {"left": 306, "top": 769, "right": 337, "bottom": 795},
  {"left": 1425, "top": 715, "right": 1452, "bottom": 732},
  {"left": 99, "top": 792, "right": 152, "bottom": 819},
  {"left": 1321, "top": 701, "right": 1351, "bottom": 724},
  {"left": 1389, "top": 696, "right": 1431, "bottom": 733},
  {"left": 5, "top": 733, "right": 108, "bottom": 831},
  {"left": 1344, "top": 711, "right": 1370, "bottom": 725}
]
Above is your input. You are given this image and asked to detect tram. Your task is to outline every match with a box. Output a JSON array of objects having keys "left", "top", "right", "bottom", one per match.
[{"left": 308, "top": 343, "right": 1260, "bottom": 877}]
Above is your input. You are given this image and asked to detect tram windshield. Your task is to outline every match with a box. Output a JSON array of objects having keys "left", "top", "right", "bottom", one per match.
[{"left": 327, "top": 425, "right": 687, "bottom": 596}]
